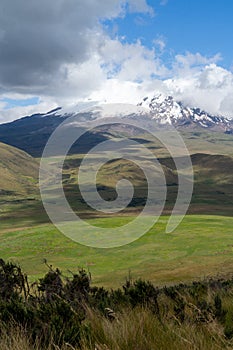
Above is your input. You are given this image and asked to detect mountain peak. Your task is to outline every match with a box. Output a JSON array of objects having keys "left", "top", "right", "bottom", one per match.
[
  {"left": 137, "top": 93, "right": 233, "bottom": 132},
  {"left": 138, "top": 93, "right": 184, "bottom": 125}
]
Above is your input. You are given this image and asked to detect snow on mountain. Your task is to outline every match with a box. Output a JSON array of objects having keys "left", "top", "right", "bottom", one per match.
[
  {"left": 29, "top": 93, "right": 233, "bottom": 133},
  {"left": 42, "top": 102, "right": 150, "bottom": 120},
  {"left": 138, "top": 93, "right": 233, "bottom": 132}
]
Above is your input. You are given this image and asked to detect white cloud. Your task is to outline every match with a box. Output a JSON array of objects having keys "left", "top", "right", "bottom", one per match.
[
  {"left": 127, "top": 0, "right": 154, "bottom": 14},
  {"left": 172, "top": 52, "right": 222, "bottom": 79},
  {"left": 165, "top": 61, "right": 233, "bottom": 117},
  {"left": 175, "top": 52, "right": 221, "bottom": 66},
  {"left": 153, "top": 38, "right": 166, "bottom": 52},
  {"left": 99, "top": 38, "right": 169, "bottom": 81},
  {"left": 87, "top": 78, "right": 166, "bottom": 104}
]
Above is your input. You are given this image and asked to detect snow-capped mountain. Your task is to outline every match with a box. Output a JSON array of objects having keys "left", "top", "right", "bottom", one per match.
[
  {"left": 0, "top": 93, "right": 232, "bottom": 156},
  {"left": 37, "top": 93, "right": 233, "bottom": 133},
  {"left": 138, "top": 93, "right": 233, "bottom": 132}
]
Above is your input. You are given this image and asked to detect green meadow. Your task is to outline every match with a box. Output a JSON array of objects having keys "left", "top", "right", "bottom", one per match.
[{"left": 1, "top": 215, "right": 233, "bottom": 288}]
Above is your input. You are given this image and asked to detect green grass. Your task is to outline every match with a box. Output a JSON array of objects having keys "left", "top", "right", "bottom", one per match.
[{"left": 1, "top": 215, "right": 233, "bottom": 288}]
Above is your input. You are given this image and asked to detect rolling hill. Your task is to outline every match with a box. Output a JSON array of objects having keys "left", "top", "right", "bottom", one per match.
[
  {"left": 0, "top": 142, "right": 39, "bottom": 199},
  {"left": 60, "top": 152, "right": 233, "bottom": 216}
]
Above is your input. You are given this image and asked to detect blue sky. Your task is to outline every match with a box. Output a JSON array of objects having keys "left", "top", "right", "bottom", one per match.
[
  {"left": 1, "top": 97, "right": 40, "bottom": 110},
  {"left": 0, "top": 0, "right": 233, "bottom": 122},
  {"left": 108, "top": 0, "right": 233, "bottom": 69}
]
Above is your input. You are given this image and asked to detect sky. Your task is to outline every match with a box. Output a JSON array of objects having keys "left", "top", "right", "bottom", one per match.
[{"left": 0, "top": 0, "right": 233, "bottom": 123}]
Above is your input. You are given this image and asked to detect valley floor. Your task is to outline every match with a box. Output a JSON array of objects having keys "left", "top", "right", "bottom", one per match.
[{"left": 0, "top": 214, "right": 233, "bottom": 288}]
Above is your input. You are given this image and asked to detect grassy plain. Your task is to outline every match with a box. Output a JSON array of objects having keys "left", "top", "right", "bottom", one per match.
[{"left": 0, "top": 215, "right": 233, "bottom": 288}]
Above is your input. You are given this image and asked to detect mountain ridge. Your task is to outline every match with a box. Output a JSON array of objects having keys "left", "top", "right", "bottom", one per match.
[
  {"left": 138, "top": 93, "right": 233, "bottom": 132},
  {"left": 0, "top": 93, "right": 233, "bottom": 157}
]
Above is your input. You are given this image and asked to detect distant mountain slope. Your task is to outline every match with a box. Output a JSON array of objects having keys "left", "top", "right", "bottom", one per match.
[
  {"left": 0, "top": 142, "right": 39, "bottom": 198},
  {"left": 0, "top": 94, "right": 233, "bottom": 157},
  {"left": 0, "top": 112, "right": 65, "bottom": 157},
  {"left": 0, "top": 108, "right": 110, "bottom": 157}
]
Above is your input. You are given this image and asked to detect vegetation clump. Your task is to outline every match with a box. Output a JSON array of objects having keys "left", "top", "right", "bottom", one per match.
[{"left": 0, "top": 259, "right": 233, "bottom": 349}]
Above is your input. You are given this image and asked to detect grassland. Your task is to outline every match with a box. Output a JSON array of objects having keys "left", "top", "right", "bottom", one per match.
[
  {"left": 0, "top": 215, "right": 233, "bottom": 288},
  {"left": 0, "top": 134, "right": 233, "bottom": 288},
  {"left": 1, "top": 134, "right": 233, "bottom": 349}
]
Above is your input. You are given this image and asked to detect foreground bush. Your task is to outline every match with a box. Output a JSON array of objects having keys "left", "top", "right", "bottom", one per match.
[{"left": 0, "top": 258, "right": 233, "bottom": 349}]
